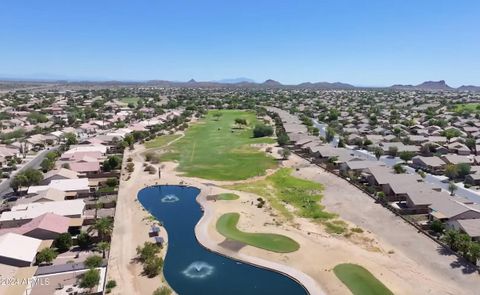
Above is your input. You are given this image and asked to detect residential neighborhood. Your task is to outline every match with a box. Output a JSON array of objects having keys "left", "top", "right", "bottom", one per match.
[{"left": 0, "top": 87, "right": 187, "bottom": 295}]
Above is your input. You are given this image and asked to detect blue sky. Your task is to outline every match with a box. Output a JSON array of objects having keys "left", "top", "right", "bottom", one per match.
[{"left": 0, "top": 0, "right": 479, "bottom": 86}]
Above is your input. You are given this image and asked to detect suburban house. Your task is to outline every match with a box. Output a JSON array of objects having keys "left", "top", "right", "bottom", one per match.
[
  {"left": 0, "top": 199, "right": 85, "bottom": 228},
  {"left": 0, "top": 233, "right": 42, "bottom": 267},
  {"left": 0, "top": 213, "right": 70, "bottom": 240},
  {"left": 411, "top": 156, "right": 446, "bottom": 174}
]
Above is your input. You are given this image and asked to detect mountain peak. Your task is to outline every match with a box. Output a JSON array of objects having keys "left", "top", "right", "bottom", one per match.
[{"left": 262, "top": 79, "right": 282, "bottom": 86}]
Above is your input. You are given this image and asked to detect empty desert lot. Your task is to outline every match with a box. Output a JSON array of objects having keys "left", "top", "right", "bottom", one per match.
[{"left": 294, "top": 162, "right": 480, "bottom": 293}]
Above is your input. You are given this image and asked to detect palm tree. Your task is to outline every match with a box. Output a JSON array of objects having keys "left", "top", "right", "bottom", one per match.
[
  {"left": 88, "top": 217, "right": 113, "bottom": 242},
  {"left": 96, "top": 241, "right": 110, "bottom": 258},
  {"left": 442, "top": 229, "right": 460, "bottom": 250},
  {"left": 448, "top": 182, "right": 457, "bottom": 196},
  {"left": 468, "top": 242, "right": 480, "bottom": 265}
]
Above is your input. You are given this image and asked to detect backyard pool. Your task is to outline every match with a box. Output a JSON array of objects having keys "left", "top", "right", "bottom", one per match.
[{"left": 138, "top": 185, "right": 308, "bottom": 295}]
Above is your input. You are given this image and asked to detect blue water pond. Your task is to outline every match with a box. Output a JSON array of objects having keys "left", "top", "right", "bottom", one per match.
[{"left": 138, "top": 185, "right": 308, "bottom": 295}]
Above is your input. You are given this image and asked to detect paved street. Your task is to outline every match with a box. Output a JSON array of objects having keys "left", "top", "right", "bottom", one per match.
[{"left": 0, "top": 146, "right": 59, "bottom": 198}]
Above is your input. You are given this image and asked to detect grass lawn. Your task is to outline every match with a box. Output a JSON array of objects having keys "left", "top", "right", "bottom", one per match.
[
  {"left": 334, "top": 264, "right": 393, "bottom": 295},
  {"left": 161, "top": 110, "right": 276, "bottom": 180},
  {"left": 120, "top": 97, "right": 140, "bottom": 106},
  {"left": 216, "top": 212, "right": 299, "bottom": 253},
  {"left": 454, "top": 103, "right": 480, "bottom": 113},
  {"left": 226, "top": 168, "right": 336, "bottom": 221},
  {"left": 216, "top": 193, "right": 240, "bottom": 200},
  {"left": 144, "top": 134, "right": 182, "bottom": 149}
]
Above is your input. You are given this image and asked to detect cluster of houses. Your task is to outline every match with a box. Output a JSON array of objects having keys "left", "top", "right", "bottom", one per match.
[
  {"left": 0, "top": 88, "right": 183, "bottom": 295},
  {"left": 268, "top": 102, "right": 480, "bottom": 243}
]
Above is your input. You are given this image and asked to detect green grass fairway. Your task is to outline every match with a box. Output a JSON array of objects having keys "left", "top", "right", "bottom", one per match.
[
  {"left": 145, "top": 134, "right": 181, "bottom": 149},
  {"left": 216, "top": 213, "right": 299, "bottom": 253},
  {"left": 120, "top": 97, "right": 140, "bottom": 106},
  {"left": 334, "top": 264, "right": 393, "bottom": 295},
  {"left": 216, "top": 193, "right": 240, "bottom": 200},
  {"left": 227, "top": 168, "right": 336, "bottom": 221},
  {"left": 161, "top": 110, "right": 276, "bottom": 180},
  {"left": 454, "top": 103, "right": 480, "bottom": 113}
]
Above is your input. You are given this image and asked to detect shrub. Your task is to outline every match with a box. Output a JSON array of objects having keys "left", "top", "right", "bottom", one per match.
[
  {"left": 105, "top": 178, "right": 118, "bottom": 187},
  {"left": 106, "top": 280, "right": 117, "bottom": 289},
  {"left": 143, "top": 256, "right": 164, "bottom": 277},
  {"left": 126, "top": 163, "right": 135, "bottom": 173},
  {"left": 136, "top": 242, "right": 160, "bottom": 262},
  {"left": 79, "top": 269, "right": 100, "bottom": 289},
  {"left": 54, "top": 232, "right": 73, "bottom": 252},
  {"left": 77, "top": 231, "right": 92, "bottom": 249},
  {"left": 36, "top": 248, "right": 57, "bottom": 265},
  {"left": 253, "top": 124, "right": 273, "bottom": 138},
  {"left": 153, "top": 286, "right": 172, "bottom": 295},
  {"left": 84, "top": 255, "right": 103, "bottom": 268}
]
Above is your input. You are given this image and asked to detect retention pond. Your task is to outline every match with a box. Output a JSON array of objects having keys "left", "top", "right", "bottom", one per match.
[{"left": 138, "top": 185, "right": 308, "bottom": 295}]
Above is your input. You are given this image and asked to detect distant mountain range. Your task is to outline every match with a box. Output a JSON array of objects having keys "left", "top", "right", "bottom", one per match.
[
  {"left": 1, "top": 76, "right": 479, "bottom": 91},
  {"left": 143, "top": 79, "right": 479, "bottom": 91},
  {"left": 390, "top": 80, "right": 480, "bottom": 91},
  {"left": 143, "top": 79, "right": 358, "bottom": 90}
]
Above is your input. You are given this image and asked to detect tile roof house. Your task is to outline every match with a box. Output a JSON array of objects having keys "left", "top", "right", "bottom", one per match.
[
  {"left": 411, "top": 156, "right": 446, "bottom": 174},
  {"left": 0, "top": 199, "right": 85, "bottom": 228},
  {"left": 429, "top": 198, "right": 480, "bottom": 221},
  {"left": 16, "top": 187, "right": 66, "bottom": 205},
  {"left": 69, "top": 160, "right": 101, "bottom": 175},
  {"left": 441, "top": 154, "right": 474, "bottom": 165},
  {"left": 0, "top": 213, "right": 70, "bottom": 240},
  {"left": 41, "top": 168, "right": 79, "bottom": 185}
]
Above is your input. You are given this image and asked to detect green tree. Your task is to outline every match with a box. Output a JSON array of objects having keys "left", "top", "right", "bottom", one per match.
[
  {"left": 40, "top": 158, "right": 55, "bottom": 172},
  {"left": 465, "top": 137, "right": 477, "bottom": 155},
  {"left": 445, "top": 164, "right": 459, "bottom": 180},
  {"left": 430, "top": 220, "right": 444, "bottom": 234},
  {"left": 253, "top": 124, "right": 273, "bottom": 138},
  {"left": 399, "top": 151, "right": 415, "bottom": 162},
  {"left": 87, "top": 217, "right": 114, "bottom": 241},
  {"left": 136, "top": 242, "right": 160, "bottom": 262},
  {"left": 64, "top": 132, "right": 77, "bottom": 146},
  {"left": 234, "top": 118, "right": 247, "bottom": 126},
  {"left": 277, "top": 133, "right": 290, "bottom": 146},
  {"left": 278, "top": 148, "right": 291, "bottom": 160},
  {"left": 36, "top": 248, "right": 57, "bottom": 265},
  {"left": 143, "top": 256, "right": 164, "bottom": 277},
  {"left": 77, "top": 231, "right": 92, "bottom": 249},
  {"left": 442, "top": 229, "right": 460, "bottom": 250},
  {"left": 103, "top": 156, "right": 121, "bottom": 172},
  {"left": 79, "top": 269, "right": 100, "bottom": 290},
  {"left": 468, "top": 242, "right": 480, "bottom": 265},
  {"left": 388, "top": 146, "right": 398, "bottom": 157},
  {"left": 448, "top": 181, "right": 458, "bottom": 196},
  {"left": 96, "top": 241, "right": 110, "bottom": 259},
  {"left": 393, "top": 163, "right": 405, "bottom": 174},
  {"left": 325, "top": 127, "right": 335, "bottom": 143},
  {"left": 373, "top": 147, "right": 384, "bottom": 160},
  {"left": 54, "top": 233, "right": 73, "bottom": 252},
  {"left": 84, "top": 255, "right": 103, "bottom": 268},
  {"left": 457, "top": 163, "right": 471, "bottom": 179}
]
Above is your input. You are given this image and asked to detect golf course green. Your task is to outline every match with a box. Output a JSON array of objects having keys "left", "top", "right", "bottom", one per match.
[
  {"left": 161, "top": 110, "right": 276, "bottom": 180},
  {"left": 333, "top": 263, "right": 393, "bottom": 295},
  {"left": 216, "top": 212, "right": 300, "bottom": 253}
]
